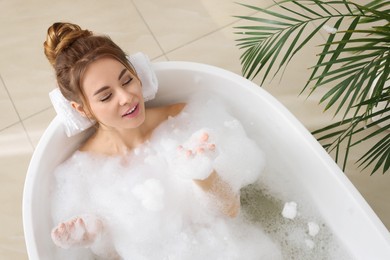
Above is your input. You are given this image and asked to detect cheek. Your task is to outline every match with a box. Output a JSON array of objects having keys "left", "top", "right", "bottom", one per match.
[
  {"left": 90, "top": 104, "right": 115, "bottom": 120},
  {"left": 134, "top": 79, "right": 143, "bottom": 93}
]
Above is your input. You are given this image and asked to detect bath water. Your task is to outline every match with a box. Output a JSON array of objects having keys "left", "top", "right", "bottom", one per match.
[
  {"left": 241, "top": 184, "right": 352, "bottom": 259},
  {"left": 50, "top": 93, "right": 353, "bottom": 259}
]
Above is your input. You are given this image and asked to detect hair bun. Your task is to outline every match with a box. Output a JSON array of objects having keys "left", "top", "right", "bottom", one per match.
[{"left": 44, "top": 22, "right": 92, "bottom": 66}]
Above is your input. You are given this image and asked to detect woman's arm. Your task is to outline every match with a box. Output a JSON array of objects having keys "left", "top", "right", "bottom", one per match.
[{"left": 194, "top": 171, "right": 240, "bottom": 217}]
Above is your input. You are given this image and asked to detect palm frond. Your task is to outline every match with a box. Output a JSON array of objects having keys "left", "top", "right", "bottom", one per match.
[{"left": 235, "top": 0, "right": 390, "bottom": 174}]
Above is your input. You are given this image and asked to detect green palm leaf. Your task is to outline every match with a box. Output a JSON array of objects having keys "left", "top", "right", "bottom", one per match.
[{"left": 235, "top": 0, "right": 390, "bottom": 174}]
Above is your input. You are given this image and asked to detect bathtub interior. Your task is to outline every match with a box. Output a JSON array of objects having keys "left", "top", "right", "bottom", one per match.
[{"left": 23, "top": 61, "right": 390, "bottom": 259}]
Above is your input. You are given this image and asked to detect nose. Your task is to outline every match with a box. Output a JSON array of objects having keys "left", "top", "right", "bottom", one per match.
[{"left": 118, "top": 87, "right": 133, "bottom": 106}]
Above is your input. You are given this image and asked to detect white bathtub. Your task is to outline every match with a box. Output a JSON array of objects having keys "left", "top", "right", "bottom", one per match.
[{"left": 23, "top": 61, "right": 390, "bottom": 259}]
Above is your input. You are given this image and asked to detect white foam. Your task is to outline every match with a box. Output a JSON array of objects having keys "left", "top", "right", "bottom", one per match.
[
  {"left": 50, "top": 94, "right": 274, "bottom": 259},
  {"left": 308, "top": 221, "right": 320, "bottom": 237},
  {"left": 282, "top": 201, "right": 298, "bottom": 220},
  {"left": 132, "top": 178, "right": 165, "bottom": 211},
  {"left": 305, "top": 239, "right": 315, "bottom": 249}
]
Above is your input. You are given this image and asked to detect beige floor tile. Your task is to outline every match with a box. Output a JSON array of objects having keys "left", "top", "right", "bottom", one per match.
[
  {"left": 23, "top": 108, "right": 56, "bottom": 148},
  {"left": 0, "top": 0, "right": 163, "bottom": 120},
  {"left": 133, "top": 0, "right": 272, "bottom": 52},
  {"left": 0, "top": 123, "right": 32, "bottom": 259},
  {"left": 166, "top": 25, "right": 243, "bottom": 74},
  {"left": 151, "top": 55, "right": 169, "bottom": 63},
  {"left": 0, "top": 75, "right": 19, "bottom": 130}
]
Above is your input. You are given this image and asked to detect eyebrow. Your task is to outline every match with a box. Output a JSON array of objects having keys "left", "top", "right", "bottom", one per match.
[
  {"left": 118, "top": 68, "right": 127, "bottom": 80},
  {"left": 93, "top": 68, "right": 128, "bottom": 96},
  {"left": 93, "top": 86, "right": 110, "bottom": 96}
]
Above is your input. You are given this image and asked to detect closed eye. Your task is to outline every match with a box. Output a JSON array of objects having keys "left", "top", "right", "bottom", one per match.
[
  {"left": 122, "top": 77, "right": 133, "bottom": 86},
  {"left": 100, "top": 93, "right": 112, "bottom": 102}
]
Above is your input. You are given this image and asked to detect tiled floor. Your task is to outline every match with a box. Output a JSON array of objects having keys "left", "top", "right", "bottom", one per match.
[{"left": 0, "top": 0, "right": 389, "bottom": 259}]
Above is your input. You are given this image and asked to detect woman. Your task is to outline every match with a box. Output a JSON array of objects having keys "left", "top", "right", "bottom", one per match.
[{"left": 45, "top": 22, "right": 254, "bottom": 259}]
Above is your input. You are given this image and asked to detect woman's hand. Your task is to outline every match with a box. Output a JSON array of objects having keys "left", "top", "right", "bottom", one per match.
[{"left": 51, "top": 214, "right": 104, "bottom": 249}]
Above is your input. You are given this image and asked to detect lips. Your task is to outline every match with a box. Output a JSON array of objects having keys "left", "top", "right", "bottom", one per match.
[{"left": 122, "top": 104, "right": 138, "bottom": 117}]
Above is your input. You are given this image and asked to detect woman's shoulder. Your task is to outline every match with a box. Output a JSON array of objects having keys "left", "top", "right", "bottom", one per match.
[
  {"left": 146, "top": 102, "right": 186, "bottom": 124},
  {"left": 168, "top": 102, "right": 187, "bottom": 116},
  {"left": 143, "top": 102, "right": 186, "bottom": 139},
  {"left": 150, "top": 102, "right": 186, "bottom": 117}
]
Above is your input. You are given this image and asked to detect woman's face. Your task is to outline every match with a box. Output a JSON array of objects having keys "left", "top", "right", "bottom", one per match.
[{"left": 80, "top": 57, "right": 145, "bottom": 130}]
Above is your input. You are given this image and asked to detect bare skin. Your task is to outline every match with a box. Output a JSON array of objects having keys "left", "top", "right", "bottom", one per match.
[{"left": 51, "top": 215, "right": 103, "bottom": 249}]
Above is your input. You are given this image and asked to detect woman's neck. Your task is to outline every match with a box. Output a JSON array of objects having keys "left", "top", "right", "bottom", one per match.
[{"left": 93, "top": 125, "right": 150, "bottom": 156}]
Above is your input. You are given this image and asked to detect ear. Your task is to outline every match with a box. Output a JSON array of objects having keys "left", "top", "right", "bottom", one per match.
[{"left": 71, "top": 101, "right": 88, "bottom": 118}]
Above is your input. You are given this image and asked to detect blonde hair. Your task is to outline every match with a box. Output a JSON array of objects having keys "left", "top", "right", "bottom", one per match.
[{"left": 43, "top": 22, "right": 137, "bottom": 113}]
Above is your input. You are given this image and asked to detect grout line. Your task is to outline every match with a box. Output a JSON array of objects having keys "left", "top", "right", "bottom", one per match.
[
  {"left": 22, "top": 106, "right": 55, "bottom": 149},
  {"left": 21, "top": 105, "right": 54, "bottom": 122},
  {"left": 0, "top": 74, "right": 22, "bottom": 123},
  {"left": 0, "top": 74, "right": 35, "bottom": 148},
  {"left": 163, "top": 8, "right": 260, "bottom": 57},
  {"left": 131, "top": 0, "right": 258, "bottom": 60},
  {"left": 151, "top": 53, "right": 170, "bottom": 62},
  {"left": 0, "top": 103, "right": 53, "bottom": 132},
  {"left": 164, "top": 18, "right": 241, "bottom": 57},
  {"left": 0, "top": 121, "right": 21, "bottom": 133},
  {"left": 131, "top": 0, "right": 169, "bottom": 60}
]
